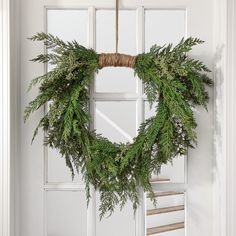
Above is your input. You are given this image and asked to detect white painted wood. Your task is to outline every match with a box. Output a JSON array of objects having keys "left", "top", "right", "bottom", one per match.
[
  {"left": 146, "top": 195, "right": 185, "bottom": 210},
  {"left": 2, "top": 0, "right": 236, "bottom": 236},
  {"left": 20, "top": 0, "right": 45, "bottom": 235},
  {"left": 44, "top": 183, "right": 85, "bottom": 191},
  {"left": 211, "top": 1, "right": 236, "bottom": 236},
  {"left": 148, "top": 228, "right": 184, "bottom": 236},
  {"left": 212, "top": 0, "right": 227, "bottom": 235},
  {"left": 183, "top": 2, "right": 214, "bottom": 236},
  {"left": 135, "top": 8, "right": 145, "bottom": 236},
  {"left": 95, "top": 192, "right": 136, "bottom": 236},
  {"left": 0, "top": 1, "right": 11, "bottom": 236},
  {"left": 46, "top": 191, "right": 87, "bottom": 236},
  {"left": 0, "top": 0, "right": 20, "bottom": 235},
  {"left": 225, "top": 1, "right": 236, "bottom": 236},
  {"left": 146, "top": 211, "right": 185, "bottom": 229},
  {"left": 87, "top": 7, "right": 96, "bottom": 236},
  {"left": 8, "top": 1, "right": 233, "bottom": 236}
]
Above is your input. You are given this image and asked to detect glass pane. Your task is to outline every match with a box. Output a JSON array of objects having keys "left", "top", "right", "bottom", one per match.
[
  {"left": 47, "top": 147, "right": 83, "bottom": 183},
  {"left": 95, "top": 68, "right": 137, "bottom": 93},
  {"left": 96, "top": 192, "right": 135, "bottom": 236},
  {"left": 145, "top": 10, "right": 186, "bottom": 51},
  {"left": 96, "top": 9, "right": 136, "bottom": 54},
  {"left": 95, "top": 10, "right": 137, "bottom": 93},
  {"left": 144, "top": 101, "right": 185, "bottom": 183},
  {"left": 47, "top": 9, "right": 88, "bottom": 45},
  {"left": 46, "top": 9, "right": 88, "bottom": 183},
  {"left": 95, "top": 101, "right": 136, "bottom": 143},
  {"left": 46, "top": 191, "right": 87, "bottom": 236}
]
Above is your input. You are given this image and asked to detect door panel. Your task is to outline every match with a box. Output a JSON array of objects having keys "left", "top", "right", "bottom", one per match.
[
  {"left": 46, "top": 191, "right": 87, "bottom": 236},
  {"left": 19, "top": 1, "right": 214, "bottom": 236},
  {"left": 95, "top": 193, "right": 136, "bottom": 236}
]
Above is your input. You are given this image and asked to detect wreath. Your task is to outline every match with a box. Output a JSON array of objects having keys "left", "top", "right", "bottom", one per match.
[{"left": 24, "top": 32, "right": 212, "bottom": 218}]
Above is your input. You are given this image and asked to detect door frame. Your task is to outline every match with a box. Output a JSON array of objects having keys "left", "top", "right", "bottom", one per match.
[
  {"left": 0, "top": 0, "right": 11, "bottom": 235},
  {"left": 0, "top": 0, "right": 235, "bottom": 236}
]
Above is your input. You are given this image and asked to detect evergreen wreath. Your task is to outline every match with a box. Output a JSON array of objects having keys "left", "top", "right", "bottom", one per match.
[{"left": 24, "top": 32, "right": 213, "bottom": 218}]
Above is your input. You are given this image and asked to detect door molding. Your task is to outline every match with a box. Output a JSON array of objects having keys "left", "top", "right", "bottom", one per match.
[
  {"left": 0, "top": 0, "right": 19, "bottom": 236},
  {"left": 0, "top": 0, "right": 11, "bottom": 235},
  {"left": 213, "top": 0, "right": 236, "bottom": 236},
  {"left": 0, "top": 0, "right": 235, "bottom": 236},
  {"left": 225, "top": 0, "right": 236, "bottom": 235}
]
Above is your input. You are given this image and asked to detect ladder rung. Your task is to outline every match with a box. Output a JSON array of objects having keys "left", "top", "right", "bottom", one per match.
[
  {"left": 150, "top": 178, "right": 170, "bottom": 183},
  {"left": 147, "top": 205, "right": 184, "bottom": 215},
  {"left": 147, "top": 191, "right": 184, "bottom": 198},
  {"left": 147, "top": 222, "right": 184, "bottom": 235}
]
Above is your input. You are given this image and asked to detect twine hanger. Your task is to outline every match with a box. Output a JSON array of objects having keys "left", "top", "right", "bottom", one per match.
[
  {"left": 99, "top": 0, "right": 136, "bottom": 68},
  {"left": 115, "top": 0, "right": 119, "bottom": 54}
]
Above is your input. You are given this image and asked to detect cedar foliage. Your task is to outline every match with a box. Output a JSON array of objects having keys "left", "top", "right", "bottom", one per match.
[{"left": 25, "top": 33, "right": 213, "bottom": 218}]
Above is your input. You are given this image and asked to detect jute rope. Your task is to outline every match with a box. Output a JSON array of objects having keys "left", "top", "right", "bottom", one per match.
[
  {"left": 98, "top": 0, "right": 137, "bottom": 68},
  {"left": 99, "top": 53, "right": 136, "bottom": 68},
  {"left": 115, "top": 0, "right": 119, "bottom": 54}
]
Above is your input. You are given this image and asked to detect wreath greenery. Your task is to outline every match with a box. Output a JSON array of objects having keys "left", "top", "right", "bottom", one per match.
[{"left": 24, "top": 32, "right": 213, "bottom": 218}]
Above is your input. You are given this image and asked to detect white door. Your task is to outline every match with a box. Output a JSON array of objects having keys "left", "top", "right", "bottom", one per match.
[{"left": 19, "top": 1, "right": 214, "bottom": 236}]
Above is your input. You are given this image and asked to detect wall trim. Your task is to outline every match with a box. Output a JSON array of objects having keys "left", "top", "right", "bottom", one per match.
[
  {"left": 0, "top": 0, "right": 19, "bottom": 235},
  {"left": 213, "top": 0, "right": 236, "bottom": 236},
  {"left": 225, "top": 0, "right": 236, "bottom": 235},
  {"left": 0, "top": 0, "right": 11, "bottom": 236},
  {"left": 213, "top": 0, "right": 227, "bottom": 235}
]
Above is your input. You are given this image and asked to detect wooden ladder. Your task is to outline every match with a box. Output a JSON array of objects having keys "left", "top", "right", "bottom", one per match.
[
  {"left": 146, "top": 183, "right": 185, "bottom": 235},
  {"left": 147, "top": 222, "right": 185, "bottom": 235},
  {"left": 147, "top": 205, "right": 185, "bottom": 216}
]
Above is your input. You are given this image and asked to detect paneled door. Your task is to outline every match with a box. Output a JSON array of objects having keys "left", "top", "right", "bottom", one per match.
[{"left": 19, "top": 1, "right": 214, "bottom": 236}]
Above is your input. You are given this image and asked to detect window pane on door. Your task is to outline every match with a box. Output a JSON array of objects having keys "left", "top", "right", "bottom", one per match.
[
  {"left": 95, "top": 10, "right": 137, "bottom": 93},
  {"left": 144, "top": 10, "right": 186, "bottom": 183},
  {"left": 47, "top": 9, "right": 88, "bottom": 45},
  {"left": 145, "top": 9, "right": 186, "bottom": 51},
  {"left": 144, "top": 101, "right": 185, "bottom": 183},
  {"left": 46, "top": 9, "right": 88, "bottom": 183},
  {"left": 96, "top": 192, "right": 135, "bottom": 236},
  {"left": 47, "top": 147, "right": 83, "bottom": 183},
  {"left": 95, "top": 101, "right": 137, "bottom": 143}
]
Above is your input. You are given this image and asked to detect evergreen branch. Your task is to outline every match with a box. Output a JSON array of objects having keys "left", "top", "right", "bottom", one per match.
[{"left": 25, "top": 34, "right": 213, "bottom": 219}]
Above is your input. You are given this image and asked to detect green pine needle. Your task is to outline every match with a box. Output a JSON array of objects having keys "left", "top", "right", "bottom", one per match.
[{"left": 25, "top": 34, "right": 213, "bottom": 219}]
